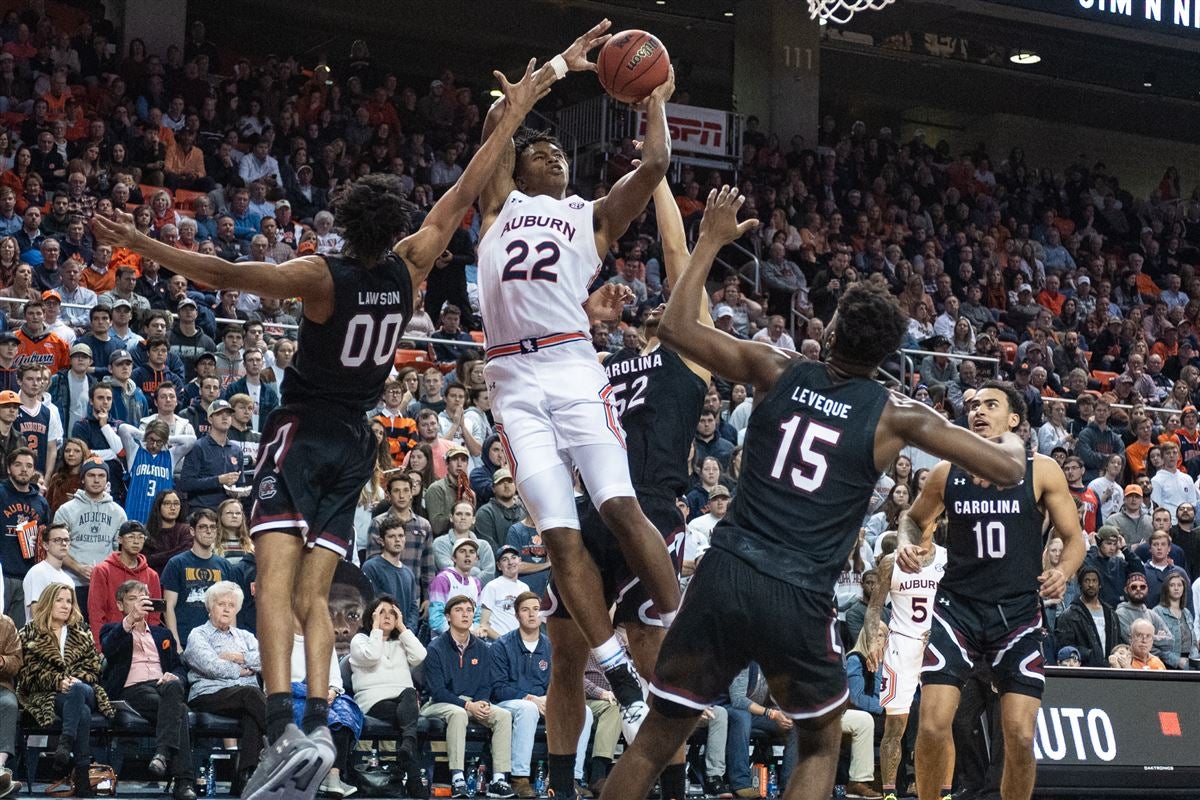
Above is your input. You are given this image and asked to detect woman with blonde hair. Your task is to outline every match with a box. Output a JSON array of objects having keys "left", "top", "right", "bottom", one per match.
[
  {"left": 214, "top": 498, "right": 252, "bottom": 562},
  {"left": 18, "top": 583, "right": 113, "bottom": 794}
]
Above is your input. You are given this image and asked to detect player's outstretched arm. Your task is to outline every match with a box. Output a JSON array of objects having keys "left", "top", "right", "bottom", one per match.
[
  {"left": 1034, "top": 455, "right": 1087, "bottom": 600},
  {"left": 398, "top": 59, "right": 553, "bottom": 283},
  {"left": 880, "top": 394, "right": 1026, "bottom": 490},
  {"left": 658, "top": 187, "right": 791, "bottom": 393},
  {"left": 864, "top": 553, "right": 894, "bottom": 664},
  {"left": 896, "top": 461, "right": 950, "bottom": 573},
  {"left": 479, "top": 19, "right": 612, "bottom": 226},
  {"left": 593, "top": 67, "right": 676, "bottom": 249},
  {"left": 651, "top": 178, "right": 711, "bottom": 382},
  {"left": 92, "top": 214, "right": 330, "bottom": 302}
]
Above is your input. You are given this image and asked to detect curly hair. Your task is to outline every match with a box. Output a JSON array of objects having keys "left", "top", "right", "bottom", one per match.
[
  {"left": 512, "top": 127, "right": 564, "bottom": 180},
  {"left": 830, "top": 281, "right": 905, "bottom": 370},
  {"left": 332, "top": 174, "right": 416, "bottom": 266}
]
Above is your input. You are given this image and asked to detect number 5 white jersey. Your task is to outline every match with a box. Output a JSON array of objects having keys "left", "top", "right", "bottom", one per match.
[
  {"left": 478, "top": 190, "right": 602, "bottom": 347},
  {"left": 888, "top": 544, "right": 947, "bottom": 640}
]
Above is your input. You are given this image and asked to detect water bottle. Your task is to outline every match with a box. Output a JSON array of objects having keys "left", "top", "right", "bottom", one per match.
[
  {"left": 367, "top": 746, "right": 380, "bottom": 770},
  {"left": 420, "top": 768, "right": 430, "bottom": 791},
  {"left": 476, "top": 760, "right": 488, "bottom": 796},
  {"left": 534, "top": 760, "right": 546, "bottom": 796},
  {"left": 205, "top": 755, "right": 216, "bottom": 797},
  {"left": 767, "top": 764, "right": 778, "bottom": 798},
  {"left": 465, "top": 758, "right": 478, "bottom": 795}
]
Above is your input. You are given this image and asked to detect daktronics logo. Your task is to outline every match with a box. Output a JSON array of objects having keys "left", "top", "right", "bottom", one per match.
[{"left": 1033, "top": 707, "right": 1117, "bottom": 762}]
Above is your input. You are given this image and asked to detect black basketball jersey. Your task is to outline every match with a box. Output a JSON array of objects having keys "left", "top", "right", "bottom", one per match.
[
  {"left": 940, "top": 456, "right": 1043, "bottom": 603},
  {"left": 603, "top": 345, "right": 706, "bottom": 498},
  {"left": 282, "top": 252, "right": 414, "bottom": 415},
  {"left": 711, "top": 359, "right": 889, "bottom": 591}
]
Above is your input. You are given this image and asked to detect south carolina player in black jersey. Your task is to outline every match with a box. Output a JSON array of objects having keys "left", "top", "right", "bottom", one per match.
[
  {"left": 896, "top": 382, "right": 1085, "bottom": 800},
  {"left": 599, "top": 189, "right": 1027, "bottom": 800},
  {"left": 541, "top": 179, "right": 707, "bottom": 800},
  {"left": 92, "top": 63, "right": 550, "bottom": 800}
]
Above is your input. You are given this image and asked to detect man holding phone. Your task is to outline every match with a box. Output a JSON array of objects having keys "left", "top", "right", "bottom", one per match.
[{"left": 88, "top": 520, "right": 163, "bottom": 648}]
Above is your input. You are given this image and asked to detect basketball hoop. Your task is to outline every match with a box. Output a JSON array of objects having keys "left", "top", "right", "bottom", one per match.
[{"left": 807, "top": 0, "right": 896, "bottom": 25}]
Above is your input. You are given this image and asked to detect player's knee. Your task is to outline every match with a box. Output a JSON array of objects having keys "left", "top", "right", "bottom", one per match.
[{"left": 1002, "top": 718, "right": 1036, "bottom": 752}]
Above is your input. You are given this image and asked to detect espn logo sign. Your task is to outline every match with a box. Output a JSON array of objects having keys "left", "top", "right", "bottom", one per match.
[{"left": 635, "top": 102, "right": 728, "bottom": 156}]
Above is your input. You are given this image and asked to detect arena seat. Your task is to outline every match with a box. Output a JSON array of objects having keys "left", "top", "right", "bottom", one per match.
[
  {"left": 1091, "top": 370, "right": 1118, "bottom": 390},
  {"left": 394, "top": 348, "right": 434, "bottom": 371},
  {"left": 1000, "top": 341, "right": 1018, "bottom": 365},
  {"left": 139, "top": 184, "right": 163, "bottom": 203},
  {"left": 469, "top": 330, "right": 485, "bottom": 344},
  {"left": 174, "top": 189, "right": 205, "bottom": 211}
]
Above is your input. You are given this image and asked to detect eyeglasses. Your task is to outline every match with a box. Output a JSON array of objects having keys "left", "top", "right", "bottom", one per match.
[
  {"left": 47, "top": 537, "right": 70, "bottom": 544},
  {"left": 194, "top": 524, "right": 218, "bottom": 532}
]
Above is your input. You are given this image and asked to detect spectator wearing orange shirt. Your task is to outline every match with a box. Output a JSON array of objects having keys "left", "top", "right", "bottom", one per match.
[
  {"left": 164, "top": 129, "right": 212, "bottom": 193},
  {"left": 81, "top": 244, "right": 117, "bottom": 294},
  {"left": 1129, "top": 253, "right": 1160, "bottom": 302},
  {"left": 1036, "top": 274, "right": 1066, "bottom": 315},
  {"left": 1124, "top": 417, "right": 1154, "bottom": 479},
  {"left": 13, "top": 300, "right": 69, "bottom": 373},
  {"left": 675, "top": 181, "right": 704, "bottom": 222}
]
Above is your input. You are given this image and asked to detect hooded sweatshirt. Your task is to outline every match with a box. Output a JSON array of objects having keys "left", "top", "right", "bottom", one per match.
[
  {"left": 53, "top": 488, "right": 128, "bottom": 586},
  {"left": 110, "top": 376, "right": 148, "bottom": 427},
  {"left": 469, "top": 433, "right": 504, "bottom": 504},
  {"left": 87, "top": 550, "right": 162, "bottom": 648}
]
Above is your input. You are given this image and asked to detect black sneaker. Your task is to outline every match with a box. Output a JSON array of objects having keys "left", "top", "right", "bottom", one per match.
[
  {"left": 487, "top": 777, "right": 516, "bottom": 798},
  {"left": 704, "top": 776, "right": 733, "bottom": 798},
  {"left": 604, "top": 661, "right": 649, "bottom": 741}
]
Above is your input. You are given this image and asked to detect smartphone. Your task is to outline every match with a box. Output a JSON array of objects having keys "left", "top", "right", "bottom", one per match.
[{"left": 148, "top": 598, "right": 167, "bottom": 613}]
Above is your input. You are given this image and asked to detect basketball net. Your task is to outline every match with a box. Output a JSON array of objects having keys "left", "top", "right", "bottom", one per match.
[{"left": 807, "top": 0, "right": 896, "bottom": 25}]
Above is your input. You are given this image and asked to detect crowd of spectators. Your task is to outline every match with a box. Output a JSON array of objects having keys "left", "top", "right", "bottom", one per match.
[{"left": 0, "top": 0, "right": 1192, "bottom": 797}]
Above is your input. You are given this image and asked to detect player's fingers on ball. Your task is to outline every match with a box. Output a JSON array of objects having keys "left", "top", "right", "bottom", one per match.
[{"left": 524, "top": 58, "right": 537, "bottom": 78}]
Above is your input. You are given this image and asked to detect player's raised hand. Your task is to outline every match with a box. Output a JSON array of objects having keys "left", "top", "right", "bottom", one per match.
[
  {"left": 1037, "top": 567, "right": 1067, "bottom": 600},
  {"left": 560, "top": 18, "right": 613, "bottom": 72},
  {"left": 91, "top": 210, "right": 138, "bottom": 249},
  {"left": 494, "top": 58, "right": 554, "bottom": 117},
  {"left": 894, "top": 542, "right": 926, "bottom": 574},
  {"left": 642, "top": 64, "right": 676, "bottom": 108},
  {"left": 585, "top": 283, "right": 634, "bottom": 321},
  {"left": 698, "top": 186, "right": 760, "bottom": 246}
]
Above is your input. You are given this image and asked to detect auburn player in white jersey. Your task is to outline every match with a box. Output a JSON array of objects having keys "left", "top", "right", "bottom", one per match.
[
  {"left": 866, "top": 543, "right": 949, "bottom": 800},
  {"left": 477, "top": 19, "right": 680, "bottom": 735}
]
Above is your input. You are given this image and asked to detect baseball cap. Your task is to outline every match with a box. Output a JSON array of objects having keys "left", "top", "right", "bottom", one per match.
[
  {"left": 445, "top": 444, "right": 469, "bottom": 461},
  {"left": 1184, "top": 405, "right": 1197, "bottom": 416},
  {"left": 1076, "top": 275, "right": 1091, "bottom": 286},
  {"left": 497, "top": 544, "right": 520, "bottom": 560},
  {"left": 1057, "top": 646, "right": 1081, "bottom": 662},
  {"left": 493, "top": 467, "right": 514, "bottom": 484},
  {"left": 111, "top": 298, "right": 132, "bottom": 310},
  {"left": 69, "top": 343, "right": 92, "bottom": 359},
  {"left": 1116, "top": 374, "right": 1134, "bottom": 384},
  {"left": 1124, "top": 483, "right": 1142, "bottom": 496},
  {"left": 1017, "top": 283, "right": 1032, "bottom": 294},
  {"left": 195, "top": 352, "right": 217, "bottom": 364},
  {"left": 275, "top": 199, "right": 291, "bottom": 209},
  {"left": 451, "top": 538, "right": 479, "bottom": 555},
  {"left": 709, "top": 484, "right": 732, "bottom": 499},
  {"left": 1125, "top": 571, "right": 1148, "bottom": 587},
  {"left": 109, "top": 349, "right": 133, "bottom": 365},
  {"left": 207, "top": 399, "right": 233, "bottom": 415},
  {"left": 41, "top": 289, "right": 61, "bottom": 302},
  {"left": 0, "top": 390, "right": 18, "bottom": 406},
  {"left": 430, "top": 79, "right": 444, "bottom": 88},
  {"left": 177, "top": 297, "right": 197, "bottom": 309},
  {"left": 1095, "top": 526, "right": 1120, "bottom": 542},
  {"left": 713, "top": 304, "right": 734, "bottom": 319},
  {"left": 0, "top": 331, "right": 18, "bottom": 345},
  {"left": 80, "top": 458, "right": 108, "bottom": 477}
]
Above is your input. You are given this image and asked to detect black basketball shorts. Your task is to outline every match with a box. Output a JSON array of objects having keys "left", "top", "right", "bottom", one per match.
[
  {"left": 648, "top": 547, "right": 849, "bottom": 721},
  {"left": 544, "top": 493, "right": 684, "bottom": 628},
  {"left": 922, "top": 586, "right": 1046, "bottom": 699},
  {"left": 249, "top": 405, "right": 375, "bottom": 558}
]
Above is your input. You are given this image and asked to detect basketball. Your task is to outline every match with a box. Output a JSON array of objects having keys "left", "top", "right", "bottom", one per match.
[{"left": 596, "top": 29, "right": 670, "bottom": 104}]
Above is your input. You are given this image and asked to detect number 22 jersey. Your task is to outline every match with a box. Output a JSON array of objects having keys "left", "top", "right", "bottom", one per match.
[
  {"left": 711, "top": 359, "right": 889, "bottom": 592},
  {"left": 478, "top": 191, "right": 601, "bottom": 346}
]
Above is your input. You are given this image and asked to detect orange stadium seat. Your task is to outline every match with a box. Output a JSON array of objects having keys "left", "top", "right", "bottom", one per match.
[
  {"left": 469, "top": 330, "right": 485, "bottom": 344},
  {"left": 174, "top": 189, "right": 205, "bottom": 211},
  {"left": 1091, "top": 370, "right": 1118, "bottom": 390},
  {"left": 1000, "top": 341, "right": 1018, "bottom": 364},
  {"left": 393, "top": 349, "right": 431, "bottom": 370}
]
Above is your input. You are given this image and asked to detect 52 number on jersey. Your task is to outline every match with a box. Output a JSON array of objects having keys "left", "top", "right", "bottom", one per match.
[
  {"left": 501, "top": 240, "right": 560, "bottom": 283},
  {"left": 609, "top": 375, "right": 648, "bottom": 416},
  {"left": 770, "top": 413, "right": 842, "bottom": 493}
]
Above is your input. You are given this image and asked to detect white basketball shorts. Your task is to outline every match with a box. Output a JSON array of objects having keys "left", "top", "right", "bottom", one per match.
[{"left": 880, "top": 630, "right": 927, "bottom": 714}]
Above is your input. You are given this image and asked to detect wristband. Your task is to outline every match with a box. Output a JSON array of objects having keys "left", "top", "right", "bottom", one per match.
[{"left": 549, "top": 54, "right": 568, "bottom": 80}]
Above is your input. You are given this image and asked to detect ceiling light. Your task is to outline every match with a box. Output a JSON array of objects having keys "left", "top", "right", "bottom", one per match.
[
  {"left": 1143, "top": 72, "right": 1156, "bottom": 87},
  {"left": 724, "top": 9, "right": 734, "bottom": 15},
  {"left": 1009, "top": 51, "right": 1041, "bottom": 65},
  {"left": 489, "top": 88, "right": 503, "bottom": 98}
]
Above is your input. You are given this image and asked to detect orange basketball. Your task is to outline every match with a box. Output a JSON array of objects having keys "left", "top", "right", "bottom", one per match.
[{"left": 596, "top": 30, "right": 670, "bottom": 105}]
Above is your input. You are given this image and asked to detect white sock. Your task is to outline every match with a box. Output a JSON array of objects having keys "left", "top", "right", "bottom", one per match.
[
  {"left": 493, "top": 772, "right": 505, "bottom": 783},
  {"left": 593, "top": 635, "right": 627, "bottom": 670}
]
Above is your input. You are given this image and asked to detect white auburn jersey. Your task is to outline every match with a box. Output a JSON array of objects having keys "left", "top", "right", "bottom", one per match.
[
  {"left": 888, "top": 544, "right": 947, "bottom": 640},
  {"left": 478, "top": 190, "right": 602, "bottom": 346}
]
